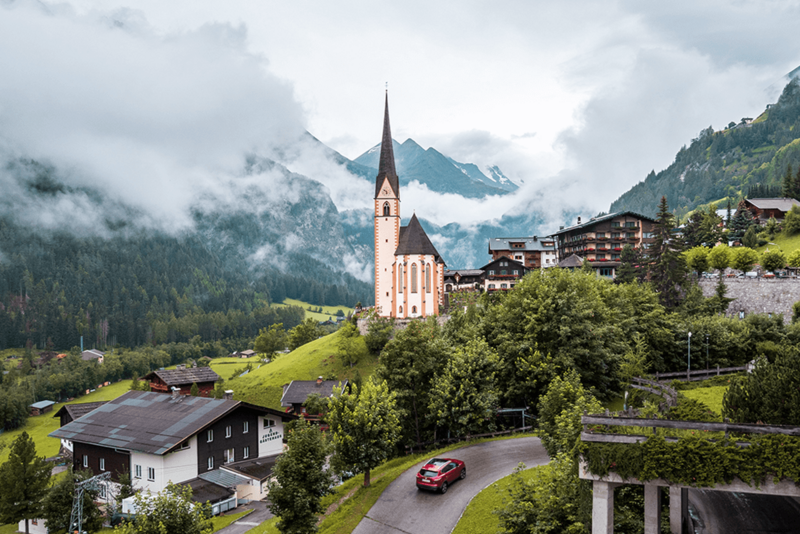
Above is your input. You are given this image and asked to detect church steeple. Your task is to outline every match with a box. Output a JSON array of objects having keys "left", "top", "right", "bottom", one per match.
[{"left": 375, "top": 92, "right": 400, "bottom": 199}]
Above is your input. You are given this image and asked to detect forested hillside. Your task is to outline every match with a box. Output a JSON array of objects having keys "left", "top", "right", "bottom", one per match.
[{"left": 611, "top": 79, "right": 800, "bottom": 217}]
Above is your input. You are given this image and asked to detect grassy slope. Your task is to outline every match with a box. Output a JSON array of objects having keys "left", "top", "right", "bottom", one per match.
[
  {"left": 225, "top": 331, "right": 377, "bottom": 410},
  {"left": 756, "top": 231, "right": 800, "bottom": 255},
  {"left": 273, "top": 298, "right": 353, "bottom": 322},
  {"left": 681, "top": 385, "right": 728, "bottom": 415},
  {"left": 452, "top": 467, "right": 539, "bottom": 534},
  {"left": 0, "top": 380, "right": 133, "bottom": 464}
]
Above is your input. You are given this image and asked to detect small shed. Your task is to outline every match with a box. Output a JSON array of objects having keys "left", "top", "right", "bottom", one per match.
[{"left": 30, "top": 400, "right": 56, "bottom": 416}]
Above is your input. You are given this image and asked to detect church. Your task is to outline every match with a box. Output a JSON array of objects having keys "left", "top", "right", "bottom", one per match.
[{"left": 373, "top": 94, "right": 446, "bottom": 318}]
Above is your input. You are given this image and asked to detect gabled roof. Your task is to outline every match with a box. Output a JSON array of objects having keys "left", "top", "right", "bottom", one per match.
[
  {"left": 281, "top": 380, "right": 348, "bottom": 406},
  {"left": 550, "top": 211, "right": 657, "bottom": 236},
  {"left": 81, "top": 349, "right": 105, "bottom": 361},
  {"left": 143, "top": 367, "right": 220, "bottom": 386},
  {"left": 49, "top": 390, "right": 295, "bottom": 456},
  {"left": 488, "top": 237, "right": 555, "bottom": 252},
  {"left": 394, "top": 214, "right": 444, "bottom": 262},
  {"left": 182, "top": 477, "right": 235, "bottom": 504},
  {"left": 558, "top": 254, "right": 585, "bottom": 268},
  {"left": 479, "top": 256, "right": 527, "bottom": 273},
  {"left": 744, "top": 198, "right": 800, "bottom": 211},
  {"left": 444, "top": 269, "right": 484, "bottom": 278},
  {"left": 375, "top": 93, "right": 400, "bottom": 199},
  {"left": 53, "top": 401, "right": 108, "bottom": 422}
]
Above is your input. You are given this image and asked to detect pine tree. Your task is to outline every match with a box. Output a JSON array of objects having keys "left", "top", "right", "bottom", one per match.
[
  {"left": 783, "top": 164, "right": 796, "bottom": 199},
  {"left": 616, "top": 244, "right": 642, "bottom": 284},
  {"left": 0, "top": 432, "right": 52, "bottom": 534},
  {"left": 647, "top": 196, "right": 689, "bottom": 308}
]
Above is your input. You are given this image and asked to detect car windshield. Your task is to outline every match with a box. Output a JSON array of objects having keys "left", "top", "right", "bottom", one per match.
[{"left": 419, "top": 469, "right": 438, "bottom": 477}]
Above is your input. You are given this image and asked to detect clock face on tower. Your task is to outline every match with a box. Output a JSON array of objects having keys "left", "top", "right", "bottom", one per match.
[{"left": 382, "top": 188, "right": 388, "bottom": 195}]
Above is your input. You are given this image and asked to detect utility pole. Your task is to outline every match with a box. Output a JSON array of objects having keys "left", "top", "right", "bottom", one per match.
[
  {"left": 70, "top": 471, "right": 111, "bottom": 534},
  {"left": 705, "top": 334, "right": 710, "bottom": 374}
]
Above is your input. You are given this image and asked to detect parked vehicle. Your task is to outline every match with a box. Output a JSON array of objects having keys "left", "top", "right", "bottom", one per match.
[
  {"left": 745, "top": 271, "right": 758, "bottom": 278},
  {"left": 415, "top": 458, "right": 466, "bottom": 493}
]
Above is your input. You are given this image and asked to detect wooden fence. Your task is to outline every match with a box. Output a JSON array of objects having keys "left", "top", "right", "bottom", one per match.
[
  {"left": 630, "top": 377, "right": 678, "bottom": 407},
  {"left": 653, "top": 365, "right": 747, "bottom": 383},
  {"left": 580, "top": 414, "right": 800, "bottom": 445},
  {"left": 404, "top": 425, "right": 534, "bottom": 453}
]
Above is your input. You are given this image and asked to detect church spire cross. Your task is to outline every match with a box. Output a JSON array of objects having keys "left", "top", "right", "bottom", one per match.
[{"left": 375, "top": 91, "right": 400, "bottom": 199}]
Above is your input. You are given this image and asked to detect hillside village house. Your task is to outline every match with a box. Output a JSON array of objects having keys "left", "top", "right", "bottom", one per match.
[
  {"left": 743, "top": 198, "right": 800, "bottom": 223},
  {"left": 488, "top": 236, "right": 557, "bottom": 269},
  {"left": 50, "top": 389, "right": 296, "bottom": 516},
  {"left": 551, "top": 211, "right": 657, "bottom": 278},
  {"left": 281, "top": 377, "right": 349, "bottom": 416},
  {"left": 443, "top": 269, "right": 485, "bottom": 293},
  {"left": 143, "top": 365, "right": 219, "bottom": 397},
  {"left": 81, "top": 349, "right": 105, "bottom": 363},
  {"left": 481, "top": 257, "right": 529, "bottom": 291},
  {"left": 373, "top": 93, "right": 447, "bottom": 318},
  {"left": 53, "top": 401, "right": 108, "bottom": 455}
]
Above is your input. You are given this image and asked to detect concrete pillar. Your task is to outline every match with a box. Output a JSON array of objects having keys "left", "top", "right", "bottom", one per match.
[
  {"left": 669, "top": 486, "right": 683, "bottom": 534},
  {"left": 592, "top": 480, "right": 615, "bottom": 534},
  {"left": 644, "top": 484, "right": 662, "bottom": 534}
]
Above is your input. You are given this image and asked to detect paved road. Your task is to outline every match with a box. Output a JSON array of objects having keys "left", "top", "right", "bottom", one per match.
[
  {"left": 216, "top": 500, "right": 274, "bottom": 534},
  {"left": 689, "top": 489, "right": 800, "bottom": 533},
  {"left": 352, "top": 436, "right": 549, "bottom": 534}
]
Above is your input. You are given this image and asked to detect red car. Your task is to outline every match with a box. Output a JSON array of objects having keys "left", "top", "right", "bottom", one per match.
[{"left": 415, "top": 458, "right": 466, "bottom": 493}]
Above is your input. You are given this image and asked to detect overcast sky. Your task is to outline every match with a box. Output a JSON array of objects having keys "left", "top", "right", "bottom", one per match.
[{"left": 2, "top": 0, "right": 799, "bottom": 231}]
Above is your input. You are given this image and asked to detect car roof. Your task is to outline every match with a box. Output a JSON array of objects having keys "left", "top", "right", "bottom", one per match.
[{"left": 422, "top": 458, "right": 459, "bottom": 469}]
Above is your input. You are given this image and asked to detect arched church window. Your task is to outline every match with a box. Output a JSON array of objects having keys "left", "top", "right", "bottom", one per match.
[
  {"left": 398, "top": 265, "right": 403, "bottom": 293},
  {"left": 412, "top": 306, "right": 417, "bottom": 314},
  {"left": 399, "top": 306, "right": 403, "bottom": 314},
  {"left": 383, "top": 202, "right": 390, "bottom": 216},
  {"left": 426, "top": 264, "right": 431, "bottom": 293},
  {"left": 411, "top": 264, "right": 418, "bottom": 293}
]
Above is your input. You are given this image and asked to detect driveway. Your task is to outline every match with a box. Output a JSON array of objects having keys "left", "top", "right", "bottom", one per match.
[
  {"left": 352, "top": 436, "right": 549, "bottom": 534},
  {"left": 216, "top": 500, "right": 273, "bottom": 534}
]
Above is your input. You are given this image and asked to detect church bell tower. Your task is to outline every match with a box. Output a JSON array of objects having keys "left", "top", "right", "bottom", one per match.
[{"left": 374, "top": 93, "right": 400, "bottom": 317}]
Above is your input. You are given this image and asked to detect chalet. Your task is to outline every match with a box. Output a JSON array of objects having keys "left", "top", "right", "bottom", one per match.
[
  {"left": 443, "top": 269, "right": 485, "bottom": 293},
  {"left": 743, "top": 198, "right": 800, "bottom": 223},
  {"left": 50, "top": 389, "right": 296, "bottom": 510},
  {"left": 81, "top": 349, "right": 105, "bottom": 363},
  {"left": 53, "top": 401, "right": 108, "bottom": 454},
  {"left": 281, "top": 377, "right": 348, "bottom": 415},
  {"left": 488, "top": 236, "right": 557, "bottom": 269},
  {"left": 558, "top": 254, "right": 585, "bottom": 271},
  {"left": 481, "top": 256, "right": 528, "bottom": 291},
  {"left": 550, "top": 211, "right": 657, "bottom": 278},
  {"left": 239, "top": 350, "right": 256, "bottom": 358},
  {"left": 143, "top": 365, "right": 219, "bottom": 397},
  {"left": 29, "top": 400, "right": 55, "bottom": 416}
]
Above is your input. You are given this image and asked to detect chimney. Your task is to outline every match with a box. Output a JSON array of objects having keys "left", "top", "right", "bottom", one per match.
[
  {"left": 171, "top": 386, "right": 180, "bottom": 400},
  {"left": 316, "top": 376, "right": 323, "bottom": 385},
  {"left": 577, "top": 217, "right": 582, "bottom": 224},
  {"left": 223, "top": 390, "right": 233, "bottom": 401},
  {"left": 559, "top": 226, "right": 564, "bottom": 230}
]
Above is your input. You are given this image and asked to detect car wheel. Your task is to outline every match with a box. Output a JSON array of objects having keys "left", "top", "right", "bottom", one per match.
[
  {"left": 460, "top": 468, "right": 466, "bottom": 480},
  {"left": 441, "top": 482, "right": 448, "bottom": 494}
]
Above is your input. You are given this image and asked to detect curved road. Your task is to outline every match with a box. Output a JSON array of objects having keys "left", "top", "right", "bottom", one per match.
[
  {"left": 352, "top": 436, "right": 549, "bottom": 534},
  {"left": 689, "top": 489, "right": 800, "bottom": 533}
]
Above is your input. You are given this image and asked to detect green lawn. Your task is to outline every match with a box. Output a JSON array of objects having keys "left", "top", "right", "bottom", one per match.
[
  {"left": 273, "top": 298, "right": 353, "bottom": 322},
  {"left": 452, "top": 466, "right": 539, "bottom": 534},
  {"left": 0, "top": 380, "right": 133, "bottom": 464},
  {"left": 681, "top": 385, "right": 728, "bottom": 416},
  {"left": 210, "top": 509, "right": 253, "bottom": 531},
  {"left": 756, "top": 232, "right": 800, "bottom": 255},
  {"left": 226, "top": 331, "right": 377, "bottom": 409}
]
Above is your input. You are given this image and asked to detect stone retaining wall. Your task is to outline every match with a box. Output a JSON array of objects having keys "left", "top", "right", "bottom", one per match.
[
  {"left": 356, "top": 315, "right": 450, "bottom": 335},
  {"left": 698, "top": 278, "right": 800, "bottom": 323}
]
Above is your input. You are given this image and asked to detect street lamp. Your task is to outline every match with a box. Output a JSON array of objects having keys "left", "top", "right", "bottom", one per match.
[
  {"left": 705, "top": 334, "right": 710, "bottom": 374},
  {"left": 687, "top": 332, "right": 692, "bottom": 381}
]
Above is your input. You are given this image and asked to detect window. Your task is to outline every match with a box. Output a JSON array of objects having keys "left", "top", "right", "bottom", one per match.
[
  {"left": 264, "top": 418, "right": 276, "bottom": 428},
  {"left": 600, "top": 268, "right": 613, "bottom": 277},
  {"left": 383, "top": 202, "right": 390, "bottom": 216},
  {"left": 611, "top": 232, "right": 620, "bottom": 238},
  {"left": 411, "top": 263, "right": 418, "bottom": 293},
  {"left": 224, "top": 448, "right": 234, "bottom": 464},
  {"left": 243, "top": 446, "right": 250, "bottom": 459},
  {"left": 612, "top": 254, "right": 620, "bottom": 260},
  {"left": 398, "top": 265, "right": 403, "bottom": 293},
  {"left": 411, "top": 306, "right": 417, "bottom": 314},
  {"left": 597, "top": 232, "right": 605, "bottom": 238},
  {"left": 207, "top": 457, "right": 214, "bottom": 470},
  {"left": 225, "top": 425, "right": 232, "bottom": 438},
  {"left": 488, "top": 270, "right": 495, "bottom": 275},
  {"left": 243, "top": 421, "right": 249, "bottom": 434},
  {"left": 99, "top": 485, "right": 107, "bottom": 499},
  {"left": 488, "top": 284, "right": 495, "bottom": 289},
  {"left": 612, "top": 222, "right": 620, "bottom": 227},
  {"left": 148, "top": 467, "right": 155, "bottom": 481},
  {"left": 513, "top": 270, "right": 519, "bottom": 275},
  {"left": 134, "top": 465, "right": 142, "bottom": 479},
  {"left": 100, "top": 458, "right": 105, "bottom": 471},
  {"left": 501, "top": 283, "right": 507, "bottom": 289},
  {"left": 627, "top": 232, "right": 635, "bottom": 238},
  {"left": 500, "top": 270, "right": 507, "bottom": 275},
  {"left": 426, "top": 264, "right": 431, "bottom": 293},
  {"left": 597, "top": 254, "right": 606, "bottom": 259},
  {"left": 83, "top": 455, "right": 88, "bottom": 468},
  {"left": 626, "top": 222, "right": 636, "bottom": 227}
]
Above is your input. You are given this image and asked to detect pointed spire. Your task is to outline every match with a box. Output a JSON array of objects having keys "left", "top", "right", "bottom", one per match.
[{"left": 375, "top": 91, "right": 400, "bottom": 199}]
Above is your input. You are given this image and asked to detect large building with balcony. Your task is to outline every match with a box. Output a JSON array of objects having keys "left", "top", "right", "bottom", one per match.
[
  {"left": 487, "top": 236, "right": 556, "bottom": 269},
  {"left": 550, "top": 211, "right": 657, "bottom": 278}
]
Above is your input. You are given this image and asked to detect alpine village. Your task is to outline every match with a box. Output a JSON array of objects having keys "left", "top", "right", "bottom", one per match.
[{"left": 5, "top": 20, "right": 800, "bottom": 534}]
